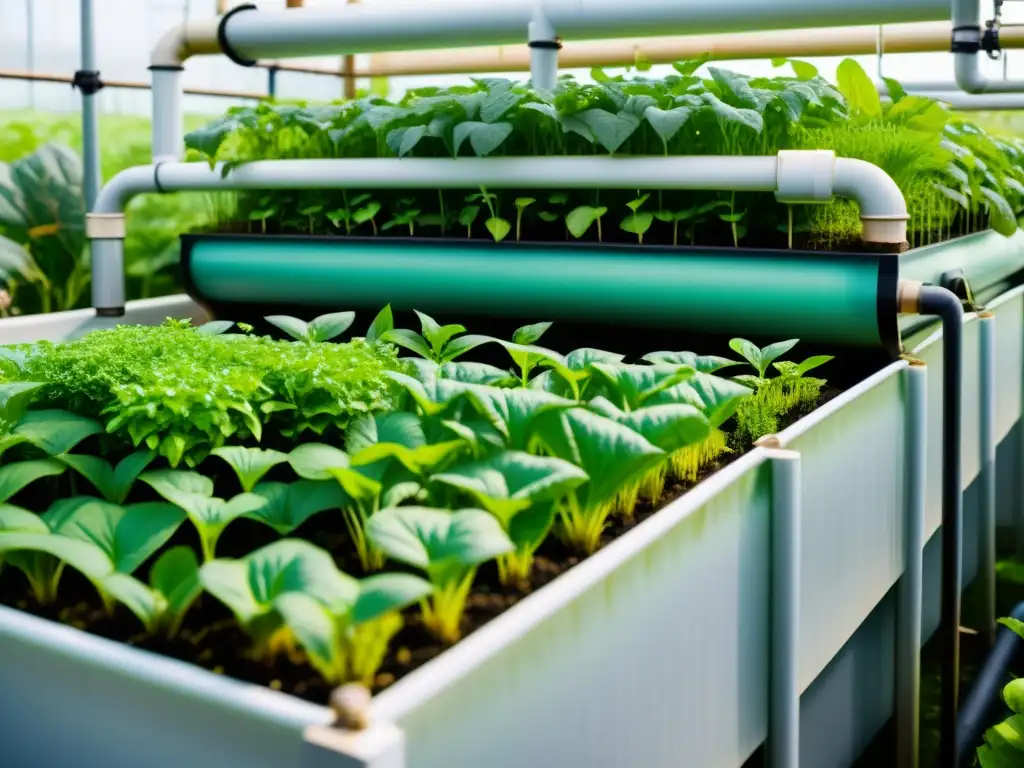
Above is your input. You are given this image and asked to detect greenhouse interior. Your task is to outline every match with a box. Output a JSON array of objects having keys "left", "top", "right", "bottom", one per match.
[{"left": 8, "top": 1, "right": 1024, "bottom": 767}]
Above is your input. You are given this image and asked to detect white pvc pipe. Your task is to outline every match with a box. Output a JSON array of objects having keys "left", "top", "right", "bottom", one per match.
[
  {"left": 151, "top": 68, "right": 185, "bottom": 164},
  {"left": 952, "top": 0, "right": 1024, "bottom": 94},
  {"left": 88, "top": 153, "right": 908, "bottom": 313},
  {"left": 220, "top": 0, "right": 949, "bottom": 60}
]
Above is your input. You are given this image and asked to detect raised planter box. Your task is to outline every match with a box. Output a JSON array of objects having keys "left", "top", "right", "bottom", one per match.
[{"left": 0, "top": 238, "right": 1022, "bottom": 767}]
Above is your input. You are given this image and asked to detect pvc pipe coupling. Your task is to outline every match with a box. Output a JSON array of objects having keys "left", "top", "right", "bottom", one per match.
[{"left": 775, "top": 150, "right": 909, "bottom": 245}]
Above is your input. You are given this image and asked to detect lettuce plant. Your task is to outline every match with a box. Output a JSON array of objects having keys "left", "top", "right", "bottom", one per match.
[
  {"left": 0, "top": 496, "right": 184, "bottom": 607},
  {"left": 431, "top": 450, "right": 588, "bottom": 584},
  {"left": 140, "top": 470, "right": 265, "bottom": 560},
  {"left": 201, "top": 539, "right": 431, "bottom": 684},
  {"left": 531, "top": 408, "right": 665, "bottom": 553},
  {"left": 367, "top": 506, "right": 513, "bottom": 643}
]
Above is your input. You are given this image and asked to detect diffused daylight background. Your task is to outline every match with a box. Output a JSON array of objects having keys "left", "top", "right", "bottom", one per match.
[{"left": 2, "top": 0, "right": 1024, "bottom": 116}]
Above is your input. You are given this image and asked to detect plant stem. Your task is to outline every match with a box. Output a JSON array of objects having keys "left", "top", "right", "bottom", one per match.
[{"left": 438, "top": 190, "right": 446, "bottom": 236}]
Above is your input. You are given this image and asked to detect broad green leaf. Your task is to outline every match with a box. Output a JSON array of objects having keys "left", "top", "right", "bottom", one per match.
[
  {"left": 0, "top": 504, "right": 47, "bottom": 533},
  {"left": 0, "top": 433, "right": 28, "bottom": 461},
  {"left": 440, "top": 334, "right": 494, "bottom": 362},
  {"left": 1000, "top": 616, "right": 1024, "bottom": 640},
  {"left": 566, "top": 348, "right": 625, "bottom": 369},
  {"left": 248, "top": 480, "right": 347, "bottom": 534},
  {"left": 989, "top": 714, "right": 1024, "bottom": 751},
  {"left": 287, "top": 443, "right": 350, "bottom": 481},
  {"left": 200, "top": 539, "right": 359, "bottom": 624},
  {"left": 308, "top": 311, "right": 356, "bottom": 342},
  {"left": 573, "top": 109, "right": 641, "bottom": 154},
  {"left": 620, "top": 211, "right": 654, "bottom": 237},
  {"left": 1005, "top": 679, "right": 1024, "bottom": 714},
  {"left": 265, "top": 315, "right": 310, "bottom": 342},
  {"left": 273, "top": 592, "right": 339, "bottom": 676},
  {"left": 702, "top": 92, "right": 763, "bottom": 133},
  {"left": 211, "top": 446, "right": 288, "bottom": 492},
  {"left": 352, "top": 571, "right": 434, "bottom": 624},
  {"left": 415, "top": 310, "right": 465, "bottom": 355},
  {"left": 790, "top": 355, "right": 833, "bottom": 377},
  {"left": 836, "top": 58, "right": 882, "bottom": 118},
  {"left": 14, "top": 410, "right": 103, "bottom": 456},
  {"left": 982, "top": 187, "right": 1018, "bottom": 237},
  {"left": 566, "top": 206, "right": 608, "bottom": 239},
  {"left": 113, "top": 451, "right": 157, "bottom": 503},
  {"left": 101, "top": 572, "right": 167, "bottom": 633},
  {"left": 0, "top": 381, "right": 44, "bottom": 424},
  {"left": 513, "top": 322, "right": 553, "bottom": 346},
  {"left": 346, "top": 411, "right": 425, "bottom": 456},
  {"left": 0, "top": 532, "right": 112, "bottom": 580},
  {"left": 196, "top": 320, "right": 234, "bottom": 336},
  {"left": 452, "top": 121, "right": 514, "bottom": 157},
  {"left": 351, "top": 440, "right": 464, "bottom": 475},
  {"left": 641, "top": 351, "right": 740, "bottom": 374},
  {"left": 439, "top": 361, "right": 516, "bottom": 387},
  {"left": 45, "top": 496, "right": 185, "bottom": 575},
  {"left": 150, "top": 545, "right": 202, "bottom": 635},
  {"left": 140, "top": 470, "right": 214, "bottom": 498},
  {"left": 0, "top": 459, "right": 65, "bottom": 502},
  {"left": 366, "top": 305, "right": 394, "bottom": 343},
  {"left": 432, "top": 450, "right": 588, "bottom": 525},
  {"left": 383, "top": 370, "right": 461, "bottom": 416},
  {"left": 367, "top": 506, "right": 514, "bottom": 571},
  {"left": 485, "top": 217, "right": 512, "bottom": 242},
  {"left": 58, "top": 454, "right": 118, "bottom": 502},
  {"left": 643, "top": 106, "right": 695, "bottom": 147},
  {"left": 618, "top": 404, "right": 711, "bottom": 453},
  {"left": 532, "top": 408, "right": 664, "bottom": 510},
  {"left": 451, "top": 383, "right": 574, "bottom": 449},
  {"left": 651, "top": 372, "right": 753, "bottom": 428},
  {"left": 381, "top": 329, "right": 434, "bottom": 360},
  {"left": 590, "top": 363, "right": 695, "bottom": 411}
]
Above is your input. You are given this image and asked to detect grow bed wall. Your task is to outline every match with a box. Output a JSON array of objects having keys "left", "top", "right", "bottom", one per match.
[{"left": 0, "top": 264, "right": 1021, "bottom": 767}]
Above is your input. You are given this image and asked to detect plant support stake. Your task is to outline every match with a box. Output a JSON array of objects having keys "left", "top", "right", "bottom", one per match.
[{"left": 898, "top": 281, "right": 965, "bottom": 768}]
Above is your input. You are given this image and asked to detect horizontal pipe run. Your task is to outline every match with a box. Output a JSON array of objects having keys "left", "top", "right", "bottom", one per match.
[
  {"left": 368, "top": 20, "right": 1024, "bottom": 77},
  {"left": 95, "top": 154, "right": 908, "bottom": 234},
  {"left": 217, "top": 0, "right": 950, "bottom": 61}
]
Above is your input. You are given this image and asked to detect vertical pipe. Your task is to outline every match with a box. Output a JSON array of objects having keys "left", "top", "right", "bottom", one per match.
[
  {"left": 25, "top": 0, "right": 35, "bottom": 110},
  {"left": 151, "top": 68, "right": 184, "bottom": 163},
  {"left": 979, "top": 312, "right": 997, "bottom": 647},
  {"left": 768, "top": 448, "right": 801, "bottom": 768},
  {"left": 79, "top": 0, "right": 102, "bottom": 211},
  {"left": 528, "top": 9, "right": 560, "bottom": 93},
  {"left": 916, "top": 286, "right": 964, "bottom": 768},
  {"left": 896, "top": 361, "right": 927, "bottom": 768}
]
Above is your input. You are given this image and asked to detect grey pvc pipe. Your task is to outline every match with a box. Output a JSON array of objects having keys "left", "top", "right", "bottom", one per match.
[
  {"left": 952, "top": 0, "right": 1024, "bottom": 94},
  {"left": 896, "top": 362, "right": 927, "bottom": 768},
  {"left": 768, "top": 448, "right": 801, "bottom": 768},
  {"left": 79, "top": 0, "right": 101, "bottom": 211},
  {"left": 979, "top": 312, "right": 997, "bottom": 648},
  {"left": 528, "top": 10, "right": 559, "bottom": 93},
  {"left": 151, "top": 68, "right": 184, "bottom": 166},
  {"left": 87, "top": 153, "right": 909, "bottom": 313}
]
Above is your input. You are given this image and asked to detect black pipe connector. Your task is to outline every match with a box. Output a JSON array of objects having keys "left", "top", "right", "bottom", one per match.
[
  {"left": 918, "top": 285, "right": 965, "bottom": 768},
  {"left": 71, "top": 70, "right": 104, "bottom": 96},
  {"left": 957, "top": 601, "right": 1024, "bottom": 764}
]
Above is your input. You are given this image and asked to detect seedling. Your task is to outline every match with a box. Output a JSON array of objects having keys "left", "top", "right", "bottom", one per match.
[
  {"left": 621, "top": 194, "right": 654, "bottom": 244},
  {"left": 367, "top": 506, "right": 513, "bottom": 643},
  {"left": 265, "top": 311, "right": 357, "bottom": 343},
  {"left": 381, "top": 310, "right": 492, "bottom": 363}
]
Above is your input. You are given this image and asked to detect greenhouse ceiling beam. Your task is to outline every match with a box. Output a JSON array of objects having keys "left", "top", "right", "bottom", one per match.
[
  {"left": 951, "top": 0, "right": 1024, "bottom": 94},
  {"left": 366, "top": 20, "right": 1024, "bottom": 77},
  {"left": 148, "top": 0, "right": 950, "bottom": 162},
  {"left": 85, "top": 152, "right": 907, "bottom": 315}
]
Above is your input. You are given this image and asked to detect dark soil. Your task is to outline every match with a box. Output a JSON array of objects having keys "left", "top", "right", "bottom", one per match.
[{"left": 0, "top": 388, "right": 842, "bottom": 705}]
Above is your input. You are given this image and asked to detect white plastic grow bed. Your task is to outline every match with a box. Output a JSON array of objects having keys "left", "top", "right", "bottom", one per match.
[{"left": 0, "top": 286, "right": 1019, "bottom": 768}]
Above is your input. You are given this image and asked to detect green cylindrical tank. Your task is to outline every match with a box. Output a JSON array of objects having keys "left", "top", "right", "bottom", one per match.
[{"left": 183, "top": 234, "right": 900, "bottom": 352}]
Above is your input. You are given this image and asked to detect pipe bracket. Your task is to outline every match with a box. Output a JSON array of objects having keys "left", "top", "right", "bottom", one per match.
[
  {"left": 774, "top": 150, "right": 835, "bottom": 204},
  {"left": 85, "top": 213, "right": 127, "bottom": 240}
]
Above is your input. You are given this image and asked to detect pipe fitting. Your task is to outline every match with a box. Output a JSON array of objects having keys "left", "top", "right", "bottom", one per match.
[
  {"left": 85, "top": 213, "right": 126, "bottom": 240},
  {"left": 775, "top": 150, "right": 836, "bottom": 204},
  {"left": 897, "top": 280, "right": 924, "bottom": 313},
  {"left": 150, "top": 21, "right": 222, "bottom": 68}
]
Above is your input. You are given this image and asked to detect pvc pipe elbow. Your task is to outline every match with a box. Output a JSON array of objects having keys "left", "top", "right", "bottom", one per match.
[
  {"left": 833, "top": 158, "right": 909, "bottom": 245},
  {"left": 92, "top": 166, "right": 161, "bottom": 219},
  {"left": 150, "top": 21, "right": 221, "bottom": 67}
]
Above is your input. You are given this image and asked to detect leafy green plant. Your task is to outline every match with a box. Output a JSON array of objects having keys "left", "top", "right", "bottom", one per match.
[
  {"left": 202, "top": 538, "right": 431, "bottom": 684},
  {"left": 620, "top": 194, "right": 654, "bottom": 244},
  {"left": 367, "top": 506, "right": 512, "bottom": 643},
  {"left": 381, "top": 310, "right": 492, "bottom": 363},
  {"left": 431, "top": 450, "right": 588, "bottom": 584},
  {"left": 265, "top": 311, "right": 356, "bottom": 343},
  {"left": 140, "top": 470, "right": 265, "bottom": 561},
  {"left": 976, "top": 617, "right": 1024, "bottom": 766}
]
